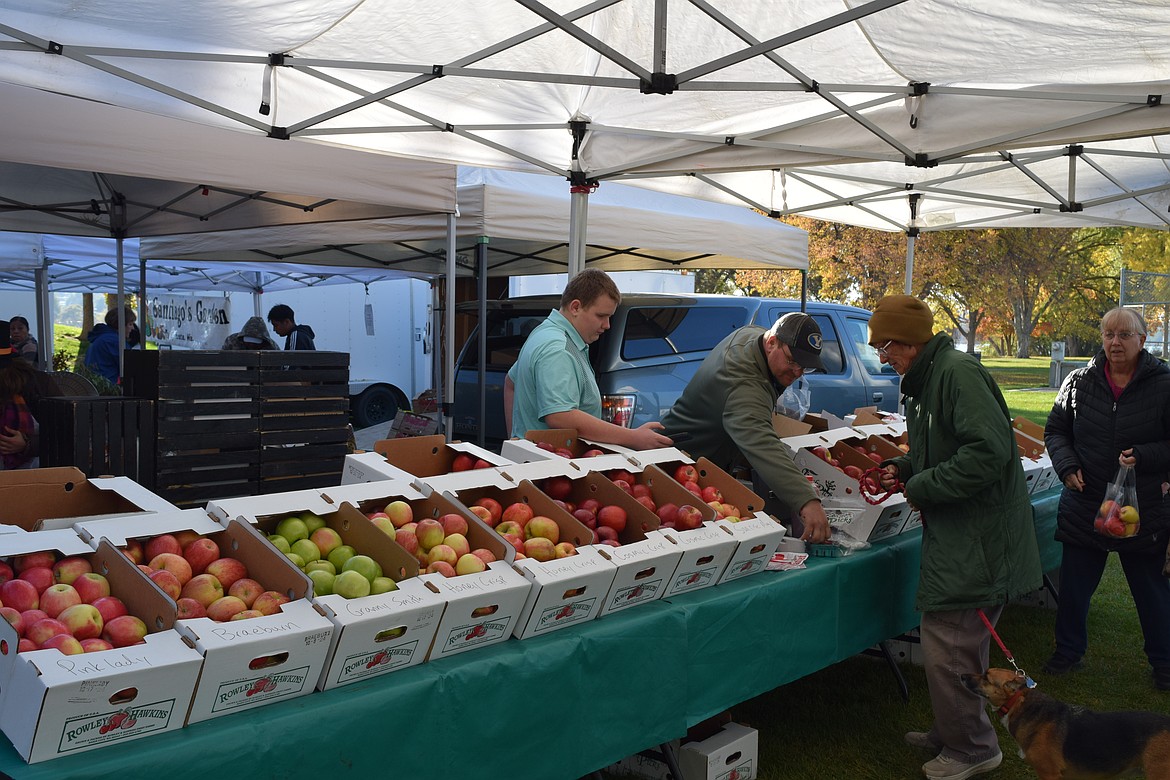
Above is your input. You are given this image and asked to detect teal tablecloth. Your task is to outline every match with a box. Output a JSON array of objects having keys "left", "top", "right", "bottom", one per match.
[{"left": 0, "top": 488, "right": 1062, "bottom": 780}]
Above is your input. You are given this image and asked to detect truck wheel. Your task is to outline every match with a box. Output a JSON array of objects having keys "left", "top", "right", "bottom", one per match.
[{"left": 352, "top": 386, "right": 401, "bottom": 429}]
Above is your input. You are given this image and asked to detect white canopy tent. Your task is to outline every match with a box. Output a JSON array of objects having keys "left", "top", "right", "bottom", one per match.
[{"left": 1, "top": 0, "right": 1167, "bottom": 251}]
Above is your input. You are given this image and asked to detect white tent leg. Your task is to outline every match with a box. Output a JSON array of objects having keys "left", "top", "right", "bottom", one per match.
[
  {"left": 444, "top": 212, "right": 457, "bottom": 441},
  {"left": 568, "top": 185, "right": 591, "bottom": 278},
  {"left": 903, "top": 231, "right": 917, "bottom": 295}
]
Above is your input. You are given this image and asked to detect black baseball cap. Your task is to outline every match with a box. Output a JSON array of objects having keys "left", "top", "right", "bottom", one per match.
[{"left": 775, "top": 312, "right": 825, "bottom": 372}]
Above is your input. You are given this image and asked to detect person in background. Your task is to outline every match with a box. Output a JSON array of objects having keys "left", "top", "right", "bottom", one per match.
[
  {"left": 84, "top": 306, "right": 136, "bottom": 384},
  {"left": 0, "top": 320, "right": 59, "bottom": 469},
  {"left": 267, "top": 304, "right": 316, "bottom": 350},
  {"left": 660, "top": 312, "right": 832, "bottom": 544},
  {"left": 504, "top": 268, "right": 671, "bottom": 450},
  {"left": 9, "top": 316, "right": 38, "bottom": 368},
  {"left": 222, "top": 316, "right": 279, "bottom": 350},
  {"left": 1043, "top": 306, "right": 1170, "bottom": 690},
  {"left": 870, "top": 294, "right": 1041, "bottom": 780}
]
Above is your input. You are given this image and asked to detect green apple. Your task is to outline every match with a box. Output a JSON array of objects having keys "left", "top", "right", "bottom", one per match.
[
  {"left": 267, "top": 534, "right": 292, "bottom": 554},
  {"left": 333, "top": 570, "right": 371, "bottom": 599},
  {"left": 327, "top": 544, "right": 358, "bottom": 571},
  {"left": 290, "top": 539, "right": 322, "bottom": 563},
  {"left": 370, "top": 576, "right": 397, "bottom": 595},
  {"left": 307, "top": 569, "right": 335, "bottom": 596},
  {"left": 304, "top": 559, "right": 336, "bottom": 576},
  {"left": 275, "top": 516, "right": 309, "bottom": 544},
  {"left": 301, "top": 512, "right": 328, "bottom": 534},
  {"left": 284, "top": 552, "right": 306, "bottom": 569},
  {"left": 342, "top": 554, "right": 382, "bottom": 583}
]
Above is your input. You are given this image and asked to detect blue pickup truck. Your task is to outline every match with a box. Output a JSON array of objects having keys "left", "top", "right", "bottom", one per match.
[{"left": 453, "top": 293, "right": 901, "bottom": 450}]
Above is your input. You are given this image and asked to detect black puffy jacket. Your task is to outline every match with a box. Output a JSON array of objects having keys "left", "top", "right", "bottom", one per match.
[{"left": 1045, "top": 349, "right": 1170, "bottom": 553}]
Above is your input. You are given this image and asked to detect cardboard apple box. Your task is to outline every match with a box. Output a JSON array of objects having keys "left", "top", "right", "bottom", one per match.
[
  {"left": 0, "top": 467, "right": 178, "bottom": 532},
  {"left": 83, "top": 512, "right": 335, "bottom": 724},
  {"left": 820, "top": 500, "right": 914, "bottom": 545},
  {"left": 304, "top": 502, "right": 446, "bottom": 690},
  {"left": 561, "top": 472, "right": 682, "bottom": 617},
  {"left": 714, "top": 514, "right": 788, "bottom": 584},
  {"left": 450, "top": 479, "right": 594, "bottom": 564},
  {"left": 0, "top": 532, "right": 203, "bottom": 764},
  {"left": 317, "top": 480, "right": 429, "bottom": 513},
  {"left": 448, "top": 478, "right": 616, "bottom": 639},
  {"left": 365, "top": 434, "right": 514, "bottom": 493},
  {"left": 500, "top": 428, "right": 637, "bottom": 472},
  {"left": 678, "top": 722, "right": 759, "bottom": 780},
  {"left": 497, "top": 455, "right": 586, "bottom": 485},
  {"left": 419, "top": 559, "right": 531, "bottom": 662},
  {"left": 649, "top": 523, "right": 738, "bottom": 596},
  {"left": 205, "top": 488, "right": 341, "bottom": 528}
]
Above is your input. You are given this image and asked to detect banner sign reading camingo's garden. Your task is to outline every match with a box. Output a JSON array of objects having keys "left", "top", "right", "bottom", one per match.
[{"left": 146, "top": 294, "right": 232, "bottom": 349}]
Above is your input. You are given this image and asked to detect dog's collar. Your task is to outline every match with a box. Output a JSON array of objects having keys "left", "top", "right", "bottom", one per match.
[{"left": 997, "top": 687, "right": 1027, "bottom": 717}]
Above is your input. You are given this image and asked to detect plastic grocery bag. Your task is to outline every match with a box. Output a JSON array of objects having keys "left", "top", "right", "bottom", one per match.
[
  {"left": 776, "top": 376, "right": 811, "bottom": 420},
  {"left": 1094, "top": 463, "right": 1140, "bottom": 538}
]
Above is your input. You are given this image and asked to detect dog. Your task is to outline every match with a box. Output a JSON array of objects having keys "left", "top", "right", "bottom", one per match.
[{"left": 961, "top": 667, "right": 1170, "bottom": 780}]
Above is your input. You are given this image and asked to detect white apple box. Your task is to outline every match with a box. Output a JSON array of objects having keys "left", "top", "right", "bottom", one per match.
[
  {"left": 1030, "top": 452, "right": 1058, "bottom": 493},
  {"left": 510, "top": 545, "right": 618, "bottom": 639},
  {"left": 713, "top": 514, "right": 787, "bottom": 584},
  {"left": 170, "top": 520, "right": 334, "bottom": 725},
  {"left": 497, "top": 456, "right": 583, "bottom": 484},
  {"left": 445, "top": 480, "right": 593, "bottom": 565},
  {"left": 778, "top": 427, "right": 863, "bottom": 459},
  {"left": 341, "top": 451, "right": 415, "bottom": 485},
  {"left": 650, "top": 523, "right": 738, "bottom": 597},
  {"left": 73, "top": 508, "right": 222, "bottom": 549},
  {"left": 0, "top": 538, "right": 203, "bottom": 764},
  {"left": 310, "top": 503, "right": 446, "bottom": 690},
  {"left": 500, "top": 437, "right": 639, "bottom": 475},
  {"left": 318, "top": 480, "right": 429, "bottom": 509},
  {"left": 359, "top": 434, "right": 512, "bottom": 486},
  {"left": 624, "top": 445, "right": 695, "bottom": 470},
  {"left": 206, "top": 489, "right": 341, "bottom": 528},
  {"left": 902, "top": 507, "right": 924, "bottom": 535},
  {"left": 821, "top": 500, "right": 913, "bottom": 545},
  {"left": 421, "top": 561, "right": 531, "bottom": 661},
  {"left": 678, "top": 722, "right": 759, "bottom": 780},
  {"left": 0, "top": 467, "right": 178, "bottom": 531},
  {"left": 1019, "top": 456, "right": 1045, "bottom": 494},
  {"left": 501, "top": 427, "right": 628, "bottom": 463},
  {"left": 589, "top": 533, "right": 683, "bottom": 617}
]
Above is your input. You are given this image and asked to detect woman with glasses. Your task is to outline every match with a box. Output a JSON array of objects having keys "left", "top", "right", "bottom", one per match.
[{"left": 1044, "top": 306, "right": 1170, "bottom": 690}]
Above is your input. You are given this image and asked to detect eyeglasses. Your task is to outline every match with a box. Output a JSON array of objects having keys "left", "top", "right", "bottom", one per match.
[
  {"left": 872, "top": 340, "right": 894, "bottom": 357},
  {"left": 782, "top": 343, "right": 804, "bottom": 373},
  {"left": 1102, "top": 331, "right": 1139, "bottom": 342}
]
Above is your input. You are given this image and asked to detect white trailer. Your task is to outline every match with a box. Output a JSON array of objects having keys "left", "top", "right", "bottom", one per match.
[{"left": 258, "top": 278, "right": 433, "bottom": 428}]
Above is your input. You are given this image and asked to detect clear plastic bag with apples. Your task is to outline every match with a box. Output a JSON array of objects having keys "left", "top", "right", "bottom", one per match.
[
  {"left": 776, "top": 376, "right": 810, "bottom": 420},
  {"left": 1094, "top": 463, "right": 1140, "bottom": 539}
]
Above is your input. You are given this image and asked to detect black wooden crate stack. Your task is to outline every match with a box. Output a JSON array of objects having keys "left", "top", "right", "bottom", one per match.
[
  {"left": 40, "top": 397, "right": 157, "bottom": 487},
  {"left": 257, "top": 351, "right": 350, "bottom": 493},
  {"left": 124, "top": 350, "right": 262, "bottom": 507}
]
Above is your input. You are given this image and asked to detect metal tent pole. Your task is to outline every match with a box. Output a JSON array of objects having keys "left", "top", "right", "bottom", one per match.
[
  {"left": 444, "top": 212, "right": 457, "bottom": 441},
  {"left": 476, "top": 238, "right": 488, "bottom": 448}
]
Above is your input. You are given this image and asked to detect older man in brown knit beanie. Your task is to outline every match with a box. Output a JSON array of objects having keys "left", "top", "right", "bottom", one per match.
[{"left": 869, "top": 293, "right": 1041, "bottom": 780}]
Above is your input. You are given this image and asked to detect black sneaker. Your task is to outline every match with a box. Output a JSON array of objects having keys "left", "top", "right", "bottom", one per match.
[
  {"left": 1153, "top": 668, "right": 1170, "bottom": 691},
  {"left": 1041, "top": 654, "right": 1083, "bottom": 675}
]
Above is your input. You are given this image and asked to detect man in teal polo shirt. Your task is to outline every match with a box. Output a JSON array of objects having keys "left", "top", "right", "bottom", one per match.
[{"left": 505, "top": 269, "right": 672, "bottom": 450}]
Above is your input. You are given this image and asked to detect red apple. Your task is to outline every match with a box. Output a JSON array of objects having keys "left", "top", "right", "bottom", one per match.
[
  {"left": 415, "top": 518, "right": 446, "bottom": 551},
  {"left": 231, "top": 610, "right": 263, "bottom": 621},
  {"left": 580, "top": 498, "right": 602, "bottom": 515},
  {"left": 673, "top": 464, "right": 700, "bottom": 484},
  {"left": 553, "top": 448, "right": 574, "bottom": 459},
  {"left": 181, "top": 573, "right": 225, "bottom": 607},
  {"left": 501, "top": 502, "right": 535, "bottom": 527},
  {"left": 675, "top": 504, "right": 704, "bottom": 531},
  {"left": 455, "top": 553, "right": 487, "bottom": 576},
  {"left": 451, "top": 453, "right": 476, "bottom": 472},
  {"left": 80, "top": 637, "right": 114, "bottom": 653},
  {"left": 92, "top": 596, "right": 129, "bottom": 625},
  {"left": 439, "top": 513, "right": 469, "bottom": 537},
  {"left": 102, "top": 615, "right": 148, "bottom": 648},
  {"left": 173, "top": 529, "right": 201, "bottom": 549},
  {"left": 122, "top": 539, "right": 145, "bottom": 565},
  {"left": 148, "top": 569, "right": 182, "bottom": 600},
  {"left": 495, "top": 520, "right": 523, "bottom": 537},
  {"left": 73, "top": 572, "right": 112, "bottom": 604},
  {"left": 542, "top": 476, "right": 573, "bottom": 501},
  {"left": 501, "top": 533, "right": 525, "bottom": 556},
  {"left": 572, "top": 508, "right": 598, "bottom": 529},
  {"left": 27, "top": 617, "right": 70, "bottom": 645},
  {"left": 595, "top": 525, "right": 620, "bottom": 544},
  {"left": 700, "top": 485, "right": 724, "bottom": 504},
  {"left": 535, "top": 441, "right": 556, "bottom": 452},
  {"left": 525, "top": 516, "right": 560, "bottom": 543},
  {"left": 176, "top": 597, "right": 207, "bottom": 620},
  {"left": 631, "top": 483, "right": 652, "bottom": 499},
  {"left": 473, "top": 497, "right": 503, "bottom": 525},
  {"left": 523, "top": 537, "right": 557, "bottom": 562},
  {"left": 444, "top": 533, "right": 471, "bottom": 559},
  {"left": 425, "top": 561, "right": 457, "bottom": 577},
  {"left": 611, "top": 479, "right": 633, "bottom": 494},
  {"left": 597, "top": 505, "right": 628, "bottom": 533},
  {"left": 635, "top": 495, "right": 657, "bottom": 513},
  {"left": 144, "top": 534, "right": 182, "bottom": 561},
  {"left": 1, "top": 579, "right": 39, "bottom": 612},
  {"left": 582, "top": 449, "right": 605, "bottom": 458},
  {"left": 0, "top": 560, "right": 13, "bottom": 586},
  {"left": 204, "top": 558, "right": 248, "bottom": 591},
  {"left": 149, "top": 553, "right": 193, "bottom": 586},
  {"left": 608, "top": 469, "right": 636, "bottom": 485},
  {"left": 252, "top": 591, "right": 290, "bottom": 616},
  {"left": 181, "top": 537, "right": 221, "bottom": 576},
  {"left": 473, "top": 459, "right": 493, "bottom": 469},
  {"left": 18, "top": 566, "right": 55, "bottom": 594},
  {"left": 17, "top": 637, "right": 37, "bottom": 653},
  {"left": 395, "top": 527, "right": 420, "bottom": 555},
  {"left": 40, "top": 632, "right": 85, "bottom": 655},
  {"left": 58, "top": 603, "right": 104, "bottom": 640},
  {"left": 470, "top": 548, "right": 496, "bottom": 565},
  {"left": 206, "top": 596, "right": 248, "bottom": 622},
  {"left": 656, "top": 503, "right": 679, "bottom": 525},
  {"left": 555, "top": 542, "right": 577, "bottom": 558},
  {"left": 384, "top": 500, "right": 414, "bottom": 527},
  {"left": 810, "top": 446, "right": 830, "bottom": 462},
  {"left": 868, "top": 452, "right": 884, "bottom": 463},
  {"left": 40, "top": 583, "right": 82, "bottom": 618},
  {"left": 426, "top": 544, "right": 458, "bottom": 567},
  {"left": 0, "top": 606, "right": 23, "bottom": 636},
  {"left": 683, "top": 480, "right": 702, "bottom": 497},
  {"left": 13, "top": 551, "right": 55, "bottom": 573},
  {"left": 20, "top": 608, "right": 48, "bottom": 628},
  {"left": 52, "top": 556, "right": 93, "bottom": 586}
]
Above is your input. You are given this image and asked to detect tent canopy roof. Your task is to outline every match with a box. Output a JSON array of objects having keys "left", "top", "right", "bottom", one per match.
[
  {"left": 142, "top": 166, "right": 809, "bottom": 277},
  {"left": 2, "top": 1, "right": 1169, "bottom": 231}
]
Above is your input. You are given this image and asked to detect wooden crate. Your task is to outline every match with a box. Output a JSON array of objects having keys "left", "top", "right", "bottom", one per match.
[
  {"left": 40, "top": 397, "right": 157, "bottom": 487},
  {"left": 258, "top": 351, "right": 350, "bottom": 490}
]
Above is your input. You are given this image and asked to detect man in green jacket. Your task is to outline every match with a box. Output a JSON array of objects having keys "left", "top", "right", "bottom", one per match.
[
  {"left": 661, "top": 312, "right": 831, "bottom": 544},
  {"left": 872, "top": 295, "right": 1042, "bottom": 780}
]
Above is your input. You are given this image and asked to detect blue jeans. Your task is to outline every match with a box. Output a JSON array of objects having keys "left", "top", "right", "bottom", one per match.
[
  {"left": 920, "top": 607, "right": 1003, "bottom": 762},
  {"left": 1054, "top": 542, "right": 1170, "bottom": 669}
]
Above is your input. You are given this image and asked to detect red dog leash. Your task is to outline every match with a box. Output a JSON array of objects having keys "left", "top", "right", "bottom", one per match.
[{"left": 977, "top": 607, "right": 1036, "bottom": 713}]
